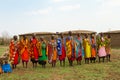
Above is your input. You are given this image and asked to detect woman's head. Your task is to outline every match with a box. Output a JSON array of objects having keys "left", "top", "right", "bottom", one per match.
[
  {"left": 5, "top": 60, "right": 8, "bottom": 64},
  {"left": 13, "top": 35, "right": 17, "bottom": 41},
  {"left": 61, "top": 33, "right": 64, "bottom": 39},
  {"left": 51, "top": 35, "right": 55, "bottom": 40},
  {"left": 100, "top": 33, "right": 103, "bottom": 37},
  {"left": 23, "top": 35, "right": 26, "bottom": 40},
  {"left": 77, "top": 33, "right": 80, "bottom": 37},
  {"left": 32, "top": 34, "right": 36, "bottom": 39},
  {"left": 85, "top": 34, "right": 88, "bottom": 38},
  {"left": 40, "top": 36, "right": 44, "bottom": 41},
  {"left": 91, "top": 34, "right": 94, "bottom": 39},
  {"left": 107, "top": 34, "right": 111, "bottom": 39},
  {"left": 68, "top": 31, "right": 72, "bottom": 36}
]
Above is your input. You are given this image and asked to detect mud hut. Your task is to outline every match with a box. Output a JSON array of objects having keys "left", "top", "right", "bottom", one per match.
[
  {"left": 102, "top": 30, "right": 120, "bottom": 48},
  {"left": 19, "top": 30, "right": 96, "bottom": 41},
  {"left": 60, "top": 30, "right": 96, "bottom": 38},
  {"left": 19, "top": 32, "right": 56, "bottom": 40}
]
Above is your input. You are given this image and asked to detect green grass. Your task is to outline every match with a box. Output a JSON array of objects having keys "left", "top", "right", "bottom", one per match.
[{"left": 0, "top": 47, "right": 120, "bottom": 80}]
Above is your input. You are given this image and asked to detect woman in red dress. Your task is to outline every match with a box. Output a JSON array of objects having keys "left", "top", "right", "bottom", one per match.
[
  {"left": 9, "top": 35, "right": 19, "bottom": 69},
  {"left": 30, "top": 34, "right": 39, "bottom": 67}
]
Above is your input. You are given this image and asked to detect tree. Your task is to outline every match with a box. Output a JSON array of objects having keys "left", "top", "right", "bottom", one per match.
[{"left": 0, "top": 31, "right": 11, "bottom": 45}]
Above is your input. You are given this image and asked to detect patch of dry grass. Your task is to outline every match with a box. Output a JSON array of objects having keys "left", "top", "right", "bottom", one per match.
[{"left": 0, "top": 48, "right": 120, "bottom": 80}]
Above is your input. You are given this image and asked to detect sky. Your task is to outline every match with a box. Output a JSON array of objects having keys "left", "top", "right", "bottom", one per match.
[{"left": 0, "top": 0, "right": 120, "bottom": 37}]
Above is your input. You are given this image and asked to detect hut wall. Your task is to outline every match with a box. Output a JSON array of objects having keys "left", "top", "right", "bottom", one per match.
[
  {"left": 19, "top": 34, "right": 55, "bottom": 41},
  {"left": 104, "top": 33, "right": 120, "bottom": 48},
  {"left": 58, "top": 33, "right": 96, "bottom": 38},
  {"left": 111, "top": 33, "right": 120, "bottom": 48},
  {"left": 19, "top": 33, "right": 96, "bottom": 41}
]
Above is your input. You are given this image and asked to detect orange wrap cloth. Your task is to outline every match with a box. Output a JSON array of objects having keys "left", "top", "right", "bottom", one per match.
[{"left": 20, "top": 39, "right": 29, "bottom": 62}]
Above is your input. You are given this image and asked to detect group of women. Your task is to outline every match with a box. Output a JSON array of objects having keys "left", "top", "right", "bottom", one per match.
[{"left": 9, "top": 31, "right": 111, "bottom": 69}]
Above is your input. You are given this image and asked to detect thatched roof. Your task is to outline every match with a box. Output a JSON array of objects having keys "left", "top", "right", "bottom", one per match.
[
  {"left": 19, "top": 32, "right": 56, "bottom": 36},
  {"left": 61, "top": 30, "right": 96, "bottom": 34},
  {"left": 19, "top": 30, "right": 96, "bottom": 36},
  {"left": 103, "top": 30, "right": 120, "bottom": 34}
]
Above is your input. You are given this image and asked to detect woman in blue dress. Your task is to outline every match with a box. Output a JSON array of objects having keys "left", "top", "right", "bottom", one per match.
[{"left": 2, "top": 61, "right": 12, "bottom": 73}]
